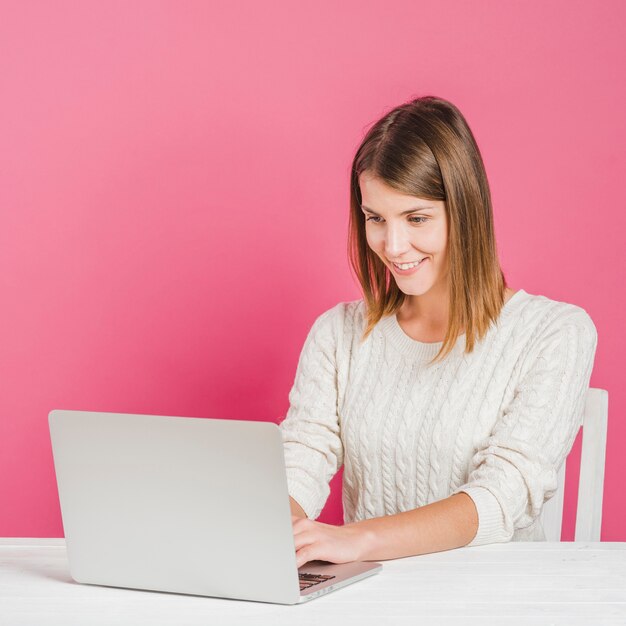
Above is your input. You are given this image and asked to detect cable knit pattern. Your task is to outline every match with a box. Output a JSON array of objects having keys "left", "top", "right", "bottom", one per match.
[{"left": 278, "top": 289, "right": 598, "bottom": 547}]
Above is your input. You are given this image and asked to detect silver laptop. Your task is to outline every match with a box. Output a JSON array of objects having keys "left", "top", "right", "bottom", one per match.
[{"left": 48, "top": 409, "right": 382, "bottom": 604}]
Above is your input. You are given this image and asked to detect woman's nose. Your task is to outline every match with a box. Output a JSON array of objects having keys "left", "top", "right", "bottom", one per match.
[{"left": 384, "top": 225, "right": 411, "bottom": 257}]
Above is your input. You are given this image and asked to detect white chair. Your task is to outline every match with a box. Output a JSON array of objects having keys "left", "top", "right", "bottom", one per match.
[{"left": 539, "top": 387, "right": 609, "bottom": 542}]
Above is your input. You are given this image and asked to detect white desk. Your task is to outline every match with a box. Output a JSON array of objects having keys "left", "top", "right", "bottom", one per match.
[{"left": 1, "top": 539, "right": 625, "bottom": 626}]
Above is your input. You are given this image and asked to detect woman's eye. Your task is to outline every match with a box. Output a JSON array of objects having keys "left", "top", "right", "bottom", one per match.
[{"left": 365, "top": 216, "right": 428, "bottom": 224}]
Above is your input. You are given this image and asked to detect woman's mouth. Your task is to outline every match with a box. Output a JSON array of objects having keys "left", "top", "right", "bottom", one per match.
[{"left": 391, "top": 258, "right": 428, "bottom": 275}]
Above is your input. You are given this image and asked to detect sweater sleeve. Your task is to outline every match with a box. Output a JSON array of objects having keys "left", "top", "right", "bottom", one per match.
[
  {"left": 451, "top": 307, "right": 599, "bottom": 547},
  {"left": 278, "top": 303, "right": 345, "bottom": 520}
]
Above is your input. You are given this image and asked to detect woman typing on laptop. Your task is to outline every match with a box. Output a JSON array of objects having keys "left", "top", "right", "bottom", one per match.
[{"left": 279, "top": 95, "right": 598, "bottom": 569}]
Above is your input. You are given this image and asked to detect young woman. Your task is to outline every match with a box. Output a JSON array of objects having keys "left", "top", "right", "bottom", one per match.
[{"left": 279, "top": 95, "right": 598, "bottom": 568}]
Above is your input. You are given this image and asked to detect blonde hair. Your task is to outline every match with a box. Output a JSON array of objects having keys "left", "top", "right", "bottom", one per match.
[{"left": 347, "top": 95, "right": 508, "bottom": 366}]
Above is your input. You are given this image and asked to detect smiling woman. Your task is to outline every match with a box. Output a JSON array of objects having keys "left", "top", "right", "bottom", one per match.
[
  {"left": 347, "top": 96, "right": 509, "bottom": 365},
  {"left": 279, "top": 95, "right": 598, "bottom": 570}
]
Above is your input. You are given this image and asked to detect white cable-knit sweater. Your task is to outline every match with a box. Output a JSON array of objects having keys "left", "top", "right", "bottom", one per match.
[{"left": 279, "top": 289, "right": 598, "bottom": 547}]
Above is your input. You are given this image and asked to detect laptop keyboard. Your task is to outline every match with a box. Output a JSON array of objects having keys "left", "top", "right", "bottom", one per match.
[{"left": 299, "top": 572, "right": 336, "bottom": 591}]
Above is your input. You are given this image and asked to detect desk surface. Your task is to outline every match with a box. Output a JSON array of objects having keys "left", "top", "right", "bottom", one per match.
[{"left": 1, "top": 539, "right": 625, "bottom": 626}]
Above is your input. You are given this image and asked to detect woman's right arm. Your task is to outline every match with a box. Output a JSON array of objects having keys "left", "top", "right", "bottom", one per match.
[
  {"left": 279, "top": 304, "right": 345, "bottom": 520},
  {"left": 290, "top": 496, "right": 307, "bottom": 519}
]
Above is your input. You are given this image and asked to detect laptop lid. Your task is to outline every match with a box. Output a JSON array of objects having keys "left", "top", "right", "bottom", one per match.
[{"left": 49, "top": 409, "right": 303, "bottom": 604}]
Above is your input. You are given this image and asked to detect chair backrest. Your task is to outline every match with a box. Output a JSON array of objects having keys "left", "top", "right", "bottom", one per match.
[{"left": 539, "top": 387, "right": 609, "bottom": 542}]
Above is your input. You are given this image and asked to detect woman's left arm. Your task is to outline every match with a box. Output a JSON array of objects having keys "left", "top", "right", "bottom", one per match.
[
  {"left": 293, "top": 492, "right": 478, "bottom": 566},
  {"left": 293, "top": 308, "right": 598, "bottom": 566}
]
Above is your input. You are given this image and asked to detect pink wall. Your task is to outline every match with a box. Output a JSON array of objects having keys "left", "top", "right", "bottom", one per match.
[{"left": 1, "top": 1, "right": 624, "bottom": 540}]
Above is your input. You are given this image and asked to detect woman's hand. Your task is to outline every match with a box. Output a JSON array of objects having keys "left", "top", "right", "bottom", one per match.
[{"left": 291, "top": 516, "right": 371, "bottom": 569}]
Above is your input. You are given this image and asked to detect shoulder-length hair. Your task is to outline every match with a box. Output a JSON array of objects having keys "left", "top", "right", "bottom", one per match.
[{"left": 347, "top": 95, "right": 509, "bottom": 366}]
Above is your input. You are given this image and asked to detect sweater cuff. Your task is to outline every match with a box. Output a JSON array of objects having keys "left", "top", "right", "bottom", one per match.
[
  {"left": 453, "top": 486, "right": 510, "bottom": 547},
  {"left": 284, "top": 468, "right": 324, "bottom": 519}
]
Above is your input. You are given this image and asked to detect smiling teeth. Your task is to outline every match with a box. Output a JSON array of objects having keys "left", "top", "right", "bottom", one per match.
[{"left": 394, "top": 259, "right": 423, "bottom": 270}]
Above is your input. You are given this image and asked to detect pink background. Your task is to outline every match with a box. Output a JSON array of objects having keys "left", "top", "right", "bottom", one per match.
[{"left": 1, "top": 1, "right": 624, "bottom": 540}]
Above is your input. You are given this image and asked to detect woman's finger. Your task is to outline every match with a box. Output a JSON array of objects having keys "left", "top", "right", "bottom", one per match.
[
  {"left": 293, "top": 531, "right": 316, "bottom": 551},
  {"left": 296, "top": 545, "right": 315, "bottom": 568}
]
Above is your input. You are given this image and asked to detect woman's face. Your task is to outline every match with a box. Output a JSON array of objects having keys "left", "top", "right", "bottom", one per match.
[{"left": 359, "top": 171, "right": 448, "bottom": 297}]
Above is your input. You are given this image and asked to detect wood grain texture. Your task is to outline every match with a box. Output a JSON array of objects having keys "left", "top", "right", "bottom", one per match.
[{"left": 1, "top": 539, "right": 625, "bottom": 625}]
